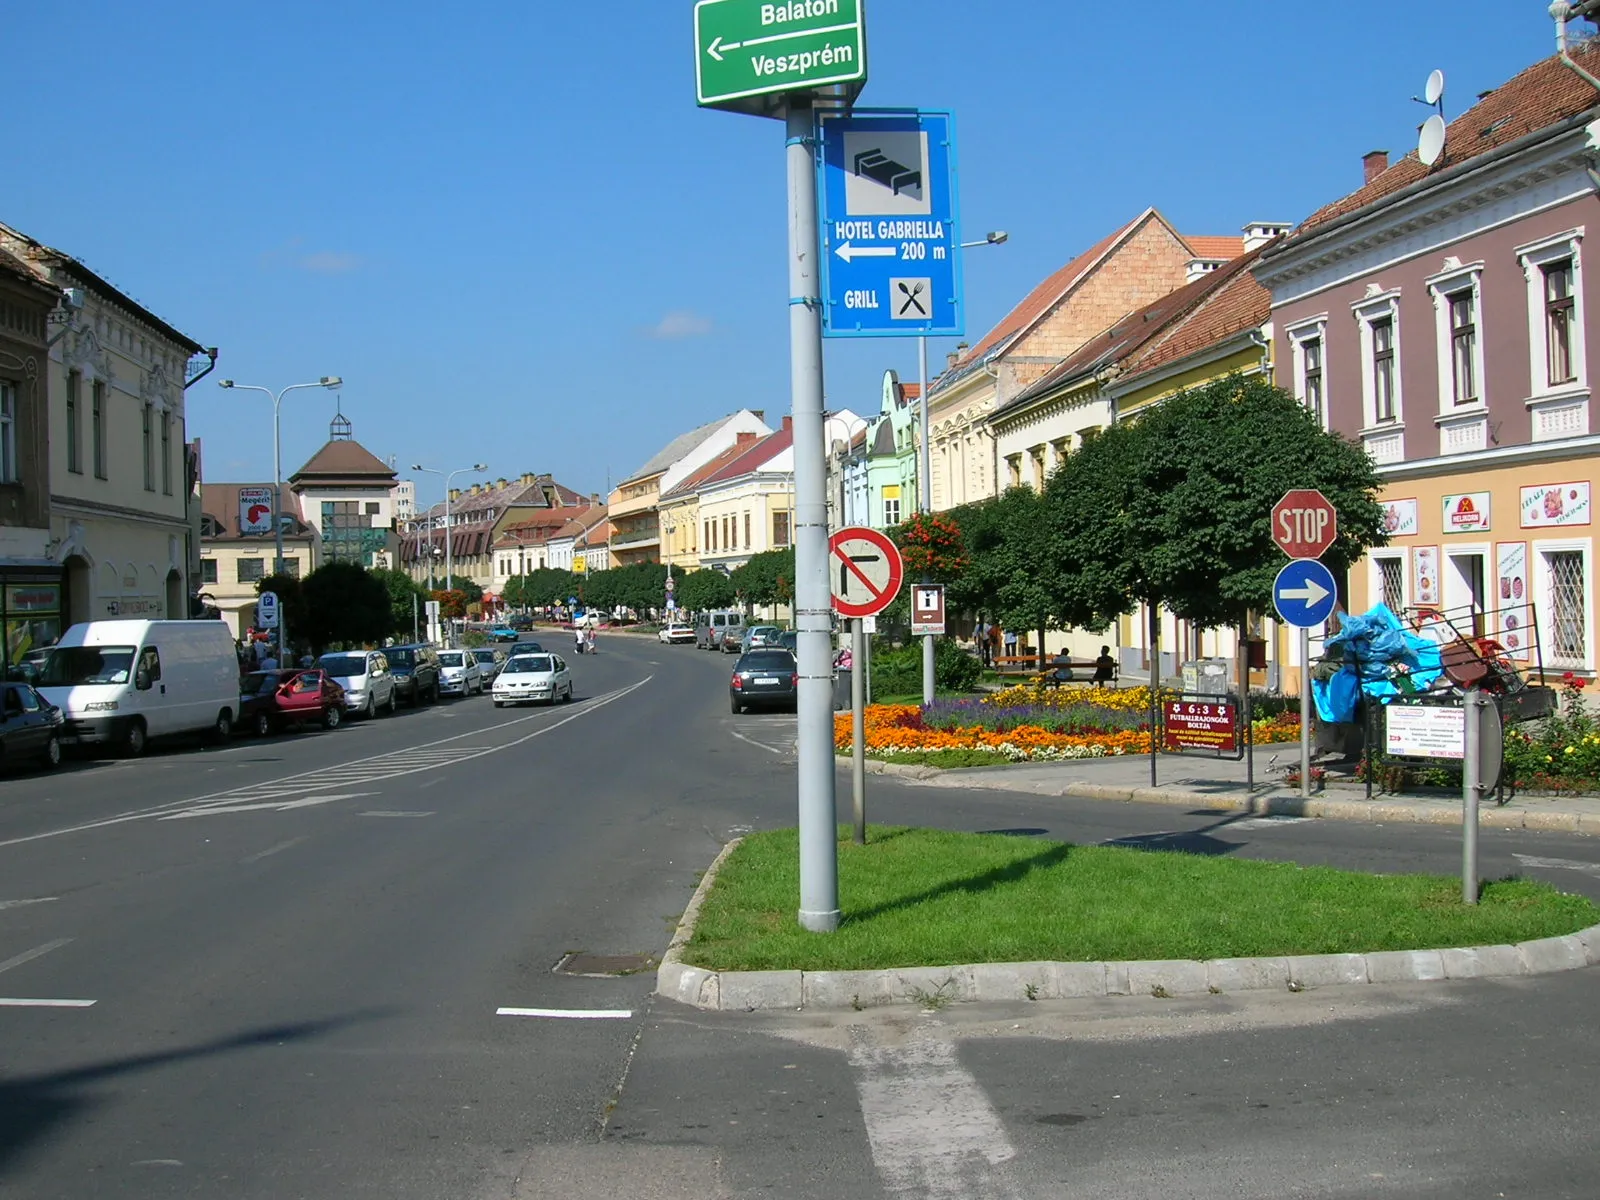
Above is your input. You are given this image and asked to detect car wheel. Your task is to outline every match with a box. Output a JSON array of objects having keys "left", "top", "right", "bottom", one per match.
[
  {"left": 386, "top": 689, "right": 398, "bottom": 715},
  {"left": 563, "top": 684, "right": 574, "bottom": 703},
  {"left": 41, "top": 735, "right": 61, "bottom": 769},
  {"left": 211, "top": 710, "right": 233, "bottom": 744},
  {"left": 493, "top": 699, "right": 504, "bottom": 708},
  {"left": 123, "top": 719, "right": 148, "bottom": 757},
  {"left": 323, "top": 706, "right": 342, "bottom": 731},
  {"left": 363, "top": 695, "right": 375, "bottom": 720},
  {"left": 253, "top": 711, "right": 272, "bottom": 738},
  {"left": 731, "top": 695, "right": 742, "bottom": 714}
]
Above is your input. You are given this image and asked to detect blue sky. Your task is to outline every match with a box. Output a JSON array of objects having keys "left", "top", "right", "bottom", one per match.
[{"left": 3, "top": 1, "right": 1559, "bottom": 509}]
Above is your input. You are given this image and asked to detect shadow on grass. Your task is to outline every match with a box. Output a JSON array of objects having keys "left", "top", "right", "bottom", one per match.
[
  {"left": 0, "top": 1009, "right": 393, "bottom": 1178},
  {"left": 844, "top": 841, "right": 1074, "bottom": 925}
]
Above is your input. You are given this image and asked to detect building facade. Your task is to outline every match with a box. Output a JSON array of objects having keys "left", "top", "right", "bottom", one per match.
[
  {"left": 286, "top": 416, "right": 399, "bottom": 569},
  {"left": 1257, "top": 42, "right": 1600, "bottom": 679},
  {"left": 198, "top": 484, "right": 319, "bottom": 639}
]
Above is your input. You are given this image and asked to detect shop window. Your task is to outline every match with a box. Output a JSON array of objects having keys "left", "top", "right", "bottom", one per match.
[
  {"left": 1542, "top": 547, "right": 1589, "bottom": 667},
  {"left": 1375, "top": 555, "right": 1406, "bottom": 612}
]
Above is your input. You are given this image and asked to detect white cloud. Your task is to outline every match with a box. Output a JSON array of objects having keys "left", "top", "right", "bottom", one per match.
[{"left": 646, "top": 310, "right": 714, "bottom": 339}]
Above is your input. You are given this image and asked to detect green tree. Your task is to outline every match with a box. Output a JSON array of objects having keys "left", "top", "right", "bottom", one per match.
[
  {"left": 729, "top": 548, "right": 795, "bottom": 611},
  {"left": 300, "top": 563, "right": 393, "bottom": 652},
  {"left": 677, "top": 568, "right": 735, "bottom": 613},
  {"left": 254, "top": 573, "right": 305, "bottom": 638},
  {"left": 374, "top": 569, "right": 429, "bottom": 642}
]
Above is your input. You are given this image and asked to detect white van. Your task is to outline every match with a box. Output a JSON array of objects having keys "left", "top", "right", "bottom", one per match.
[{"left": 37, "top": 620, "right": 240, "bottom": 755}]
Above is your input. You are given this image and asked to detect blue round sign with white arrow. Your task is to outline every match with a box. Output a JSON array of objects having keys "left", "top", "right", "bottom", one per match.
[{"left": 1273, "top": 558, "right": 1339, "bottom": 629}]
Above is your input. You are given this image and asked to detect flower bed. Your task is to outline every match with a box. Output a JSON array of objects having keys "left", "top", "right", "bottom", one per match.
[
  {"left": 1503, "top": 674, "right": 1600, "bottom": 792},
  {"left": 837, "top": 683, "right": 1301, "bottom": 762}
]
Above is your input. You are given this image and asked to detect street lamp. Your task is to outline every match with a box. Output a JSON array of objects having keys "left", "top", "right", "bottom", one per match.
[
  {"left": 411, "top": 462, "right": 488, "bottom": 591},
  {"left": 220, "top": 375, "right": 342, "bottom": 662},
  {"left": 915, "top": 231, "right": 1008, "bottom": 704}
]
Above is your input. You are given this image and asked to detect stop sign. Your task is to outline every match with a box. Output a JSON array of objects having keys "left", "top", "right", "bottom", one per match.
[{"left": 1272, "top": 489, "right": 1338, "bottom": 559}]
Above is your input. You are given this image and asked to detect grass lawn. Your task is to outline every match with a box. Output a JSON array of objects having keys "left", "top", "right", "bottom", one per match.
[{"left": 682, "top": 826, "right": 1600, "bottom": 973}]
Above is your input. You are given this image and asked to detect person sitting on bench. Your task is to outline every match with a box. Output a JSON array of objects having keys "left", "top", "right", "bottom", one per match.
[
  {"left": 1092, "top": 645, "right": 1116, "bottom": 687},
  {"left": 1045, "top": 652, "right": 1075, "bottom": 687}
]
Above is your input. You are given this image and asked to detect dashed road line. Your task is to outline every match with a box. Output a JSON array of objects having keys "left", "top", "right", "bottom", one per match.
[
  {"left": 0, "top": 677, "right": 652, "bottom": 849},
  {"left": 0, "top": 898, "right": 58, "bottom": 911},
  {"left": 0, "top": 997, "right": 96, "bottom": 1008},
  {"left": 1515, "top": 853, "right": 1600, "bottom": 877},
  {"left": 360, "top": 811, "right": 434, "bottom": 819},
  {"left": 0, "top": 938, "right": 72, "bottom": 976},
  {"left": 496, "top": 1007, "right": 633, "bottom": 1020},
  {"left": 241, "top": 837, "right": 309, "bottom": 863}
]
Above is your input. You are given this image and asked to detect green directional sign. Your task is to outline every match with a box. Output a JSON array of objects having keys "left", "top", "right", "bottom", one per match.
[{"left": 695, "top": 0, "right": 867, "bottom": 111}]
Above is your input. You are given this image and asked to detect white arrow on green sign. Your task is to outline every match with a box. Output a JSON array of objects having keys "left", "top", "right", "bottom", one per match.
[{"left": 695, "top": 0, "right": 867, "bottom": 110}]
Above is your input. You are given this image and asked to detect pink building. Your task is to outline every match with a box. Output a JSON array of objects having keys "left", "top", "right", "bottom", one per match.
[{"left": 1256, "top": 34, "right": 1600, "bottom": 677}]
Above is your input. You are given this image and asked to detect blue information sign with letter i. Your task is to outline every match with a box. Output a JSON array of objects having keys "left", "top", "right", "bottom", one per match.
[{"left": 816, "top": 109, "right": 964, "bottom": 338}]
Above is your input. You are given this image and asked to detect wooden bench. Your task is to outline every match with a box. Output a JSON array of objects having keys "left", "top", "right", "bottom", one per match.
[{"left": 1038, "top": 659, "right": 1119, "bottom": 688}]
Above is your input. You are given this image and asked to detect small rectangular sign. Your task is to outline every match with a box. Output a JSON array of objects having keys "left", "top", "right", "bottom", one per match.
[
  {"left": 1443, "top": 491, "right": 1491, "bottom": 533},
  {"left": 1520, "top": 481, "right": 1591, "bottom": 528},
  {"left": 694, "top": 0, "right": 867, "bottom": 110},
  {"left": 910, "top": 583, "right": 945, "bottom": 635},
  {"left": 1495, "top": 541, "right": 1532, "bottom": 661},
  {"left": 1163, "top": 699, "right": 1239, "bottom": 755},
  {"left": 1385, "top": 704, "right": 1465, "bottom": 759},
  {"left": 1382, "top": 498, "right": 1418, "bottom": 536},
  {"left": 239, "top": 487, "right": 274, "bottom": 536}
]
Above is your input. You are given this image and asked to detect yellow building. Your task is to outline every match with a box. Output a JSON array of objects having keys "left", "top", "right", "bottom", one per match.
[{"left": 197, "top": 484, "right": 318, "bottom": 640}]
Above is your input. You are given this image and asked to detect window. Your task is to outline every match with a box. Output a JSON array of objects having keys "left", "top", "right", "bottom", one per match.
[
  {"left": 1447, "top": 291, "right": 1478, "bottom": 404},
  {"left": 200, "top": 558, "right": 218, "bottom": 584},
  {"left": 281, "top": 557, "right": 302, "bottom": 579},
  {"left": 883, "top": 497, "right": 900, "bottom": 526},
  {"left": 142, "top": 402, "right": 154, "bottom": 491},
  {"left": 0, "top": 380, "right": 15, "bottom": 484},
  {"left": 1546, "top": 260, "right": 1576, "bottom": 386},
  {"left": 1029, "top": 445, "right": 1047, "bottom": 489},
  {"left": 237, "top": 557, "right": 266, "bottom": 583},
  {"left": 1376, "top": 556, "right": 1405, "bottom": 612},
  {"left": 773, "top": 510, "right": 791, "bottom": 546},
  {"left": 320, "top": 500, "right": 386, "bottom": 566},
  {"left": 744, "top": 511, "right": 751, "bottom": 549},
  {"left": 92, "top": 381, "right": 106, "bottom": 479},
  {"left": 1371, "top": 317, "right": 1395, "bottom": 423},
  {"left": 161, "top": 411, "right": 172, "bottom": 494},
  {"left": 366, "top": 502, "right": 381, "bottom": 515},
  {"left": 1005, "top": 454, "right": 1022, "bottom": 487},
  {"left": 1544, "top": 548, "right": 1588, "bottom": 666},
  {"left": 704, "top": 519, "right": 712, "bottom": 551},
  {"left": 1304, "top": 338, "right": 1324, "bottom": 421},
  {"left": 722, "top": 516, "right": 730, "bottom": 549},
  {"left": 66, "top": 371, "right": 82, "bottom": 473}
]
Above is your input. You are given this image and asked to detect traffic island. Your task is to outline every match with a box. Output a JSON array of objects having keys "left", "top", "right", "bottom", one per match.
[{"left": 657, "top": 827, "right": 1600, "bottom": 1011}]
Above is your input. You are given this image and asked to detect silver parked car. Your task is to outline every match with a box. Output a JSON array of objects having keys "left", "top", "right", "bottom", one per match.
[
  {"left": 436, "top": 649, "right": 484, "bottom": 697},
  {"left": 317, "top": 650, "right": 397, "bottom": 718},
  {"left": 491, "top": 653, "right": 573, "bottom": 707}
]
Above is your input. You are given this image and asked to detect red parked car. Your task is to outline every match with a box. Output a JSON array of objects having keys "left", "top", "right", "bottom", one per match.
[{"left": 237, "top": 669, "right": 347, "bottom": 736}]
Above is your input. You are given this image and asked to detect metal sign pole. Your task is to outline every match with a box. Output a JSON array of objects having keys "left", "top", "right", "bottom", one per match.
[
  {"left": 1149, "top": 604, "right": 1160, "bottom": 787},
  {"left": 852, "top": 616, "right": 867, "bottom": 846},
  {"left": 1300, "top": 626, "right": 1312, "bottom": 798},
  {"left": 919, "top": 335, "right": 935, "bottom": 707},
  {"left": 788, "top": 100, "right": 840, "bottom": 933},
  {"left": 1462, "top": 687, "right": 1483, "bottom": 904}
]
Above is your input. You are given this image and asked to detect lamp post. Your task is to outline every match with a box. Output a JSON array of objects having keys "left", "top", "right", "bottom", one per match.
[
  {"left": 917, "top": 231, "right": 1008, "bottom": 704},
  {"left": 220, "top": 375, "right": 342, "bottom": 663},
  {"left": 411, "top": 463, "right": 488, "bottom": 592}
]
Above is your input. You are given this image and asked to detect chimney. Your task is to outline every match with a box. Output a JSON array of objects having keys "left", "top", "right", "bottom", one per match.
[
  {"left": 1362, "top": 150, "right": 1389, "bottom": 185},
  {"left": 1241, "top": 221, "right": 1294, "bottom": 252},
  {"left": 947, "top": 351, "right": 959, "bottom": 369},
  {"left": 1185, "top": 258, "right": 1218, "bottom": 284},
  {"left": 448, "top": 488, "right": 461, "bottom": 502},
  {"left": 735, "top": 431, "right": 758, "bottom": 447},
  {"left": 782, "top": 415, "right": 793, "bottom": 434},
  {"left": 470, "top": 483, "right": 482, "bottom": 496},
  {"left": 590, "top": 493, "right": 599, "bottom": 505},
  {"left": 749, "top": 409, "right": 764, "bottom": 423},
  {"left": 521, "top": 472, "right": 535, "bottom": 486},
  {"left": 496, "top": 478, "right": 507, "bottom": 490}
]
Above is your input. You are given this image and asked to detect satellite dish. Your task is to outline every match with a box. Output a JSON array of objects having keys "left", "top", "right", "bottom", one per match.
[
  {"left": 1424, "top": 69, "right": 1445, "bottom": 107},
  {"left": 1419, "top": 114, "right": 1447, "bottom": 167}
]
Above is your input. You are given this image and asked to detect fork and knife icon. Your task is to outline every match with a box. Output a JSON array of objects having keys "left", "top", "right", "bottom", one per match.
[{"left": 896, "top": 280, "right": 927, "bottom": 317}]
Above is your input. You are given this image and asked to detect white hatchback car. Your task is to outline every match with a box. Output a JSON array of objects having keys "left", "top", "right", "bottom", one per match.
[
  {"left": 436, "top": 649, "right": 483, "bottom": 697},
  {"left": 491, "top": 653, "right": 573, "bottom": 707},
  {"left": 658, "top": 623, "right": 695, "bottom": 644}
]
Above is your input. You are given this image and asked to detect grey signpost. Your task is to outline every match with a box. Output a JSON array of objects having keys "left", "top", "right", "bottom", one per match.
[{"left": 697, "top": 0, "right": 869, "bottom": 933}]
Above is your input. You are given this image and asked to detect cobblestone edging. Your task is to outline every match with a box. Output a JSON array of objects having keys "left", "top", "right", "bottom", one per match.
[
  {"left": 860, "top": 760, "right": 1600, "bottom": 834},
  {"left": 656, "top": 838, "right": 1600, "bottom": 1013}
]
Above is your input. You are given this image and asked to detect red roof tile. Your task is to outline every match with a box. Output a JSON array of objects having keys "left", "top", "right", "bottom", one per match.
[
  {"left": 695, "top": 426, "right": 794, "bottom": 488},
  {"left": 1290, "top": 43, "right": 1600, "bottom": 241},
  {"left": 1185, "top": 235, "right": 1246, "bottom": 260},
  {"left": 1117, "top": 265, "right": 1272, "bottom": 383}
]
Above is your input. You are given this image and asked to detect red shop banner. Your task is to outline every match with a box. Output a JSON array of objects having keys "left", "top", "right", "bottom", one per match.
[{"left": 1163, "top": 699, "right": 1239, "bottom": 755}]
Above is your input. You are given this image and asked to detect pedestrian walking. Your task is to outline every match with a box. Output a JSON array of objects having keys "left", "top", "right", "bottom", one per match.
[
  {"left": 974, "top": 619, "right": 991, "bottom": 667},
  {"left": 1002, "top": 626, "right": 1018, "bottom": 661},
  {"left": 585, "top": 625, "right": 597, "bottom": 654},
  {"left": 574, "top": 626, "right": 586, "bottom": 655}
]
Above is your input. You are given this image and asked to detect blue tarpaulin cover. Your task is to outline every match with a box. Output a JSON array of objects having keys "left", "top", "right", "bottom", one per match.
[{"left": 1313, "top": 604, "right": 1446, "bottom": 723}]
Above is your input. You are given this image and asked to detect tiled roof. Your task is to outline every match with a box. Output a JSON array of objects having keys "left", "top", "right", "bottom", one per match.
[
  {"left": 412, "top": 474, "right": 586, "bottom": 525},
  {"left": 290, "top": 438, "right": 396, "bottom": 482},
  {"left": 901, "top": 383, "right": 921, "bottom": 401},
  {"left": 490, "top": 506, "right": 599, "bottom": 548},
  {"left": 1002, "top": 246, "right": 1267, "bottom": 412},
  {"left": 696, "top": 425, "right": 794, "bottom": 487},
  {"left": 625, "top": 413, "right": 748, "bottom": 484},
  {"left": 0, "top": 246, "right": 58, "bottom": 300},
  {"left": 199, "top": 483, "right": 311, "bottom": 539},
  {"left": 1116, "top": 258, "right": 1273, "bottom": 384},
  {"left": 1286, "top": 42, "right": 1600, "bottom": 244},
  {"left": 660, "top": 442, "right": 749, "bottom": 501},
  {"left": 934, "top": 210, "right": 1245, "bottom": 393},
  {"left": 0, "top": 222, "right": 205, "bottom": 352}
]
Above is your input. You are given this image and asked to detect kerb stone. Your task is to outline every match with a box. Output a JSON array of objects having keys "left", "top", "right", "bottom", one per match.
[
  {"left": 802, "top": 970, "right": 892, "bottom": 1010},
  {"left": 656, "top": 962, "right": 721, "bottom": 1009},
  {"left": 1365, "top": 949, "right": 1447, "bottom": 983},
  {"left": 1127, "top": 959, "right": 1209, "bottom": 996},
  {"left": 1207, "top": 957, "right": 1290, "bottom": 993},
  {"left": 1286, "top": 953, "right": 1368, "bottom": 987},
  {"left": 1440, "top": 945, "right": 1525, "bottom": 979},
  {"left": 1517, "top": 935, "right": 1588, "bottom": 974},
  {"left": 1053, "top": 962, "right": 1108, "bottom": 998},
  {"left": 971, "top": 961, "right": 1057, "bottom": 1002},
  {"left": 718, "top": 970, "right": 802, "bottom": 1011}
]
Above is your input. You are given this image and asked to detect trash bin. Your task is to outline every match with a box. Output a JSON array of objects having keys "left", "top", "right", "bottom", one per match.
[{"left": 833, "top": 667, "right": 855, "bottom": 711}]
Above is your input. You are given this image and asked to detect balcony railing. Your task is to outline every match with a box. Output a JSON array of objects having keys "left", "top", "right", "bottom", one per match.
[{"left": 610, "top": 528, "right": 661, "bottom": 547}]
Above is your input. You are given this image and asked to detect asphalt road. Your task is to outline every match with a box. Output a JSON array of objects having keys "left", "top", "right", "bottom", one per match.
[{"left": 1, "top": 631, "right": 1596, "bottom": 1198}]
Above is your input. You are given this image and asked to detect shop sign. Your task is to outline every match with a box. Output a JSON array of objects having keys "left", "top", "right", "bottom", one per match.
[
  {"left": 1163, "top": 699, "right": 1239, "bottom": 754},
  {"left": 239, "top": 487, "right": 274, "bottom": 535},
  {"left": 1381, "top": 498, "right": 1418, "bottom": 536},
  {"left": 1495, "top": 542, "right": 1533, "bottom": 660},
  {"left": 1385, "top": 704, "right": 1465, "bottom": 760},
  {"left": 106, "top": 597, "right": 162, "bottom": 617},
  {"left": 1521, "top": 482, "right": 1591, "bottom": 528},
  {"left": 4, "top": 584, "right": 60, "bottom": 613},
  {"left": 1443, "top": 492, "right": 1491, "bottom": 533},
  {"left": 1413, "top": 546, "right": 1440, "bottom": 606}
]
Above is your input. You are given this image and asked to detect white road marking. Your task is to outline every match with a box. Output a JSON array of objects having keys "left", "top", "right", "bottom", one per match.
[
  {"left": 0, "top": 997, "right": 96, "bottom": 1008},
  {"left": 729, "top": 724, "right": 789, "bottom": 756},
  {"left": 1229, "top": 816, "right": 1312, "bottom": 829},
  {"left": 496, "top": 1007, "right": 633, "bottom": 1020},
  {"left": 0, "top": 938, "right": 72, "bottom": 976},
  {"left": 161, "top": 793, "right": 376, "bottom": 820},
  {"left": 0, "top": 677, "right": 653, "bottom": 849},
  {"left": 0, "top": 897, "right": 58, "bottom": 911},
  {"left": 849, "top": 1024, "right": 1022, "bottom": 1200},
  {"left": 360, "top": 810, "right": 434, "bottom": 819},
  {"left": 1515, "top": 853, "right": 1600, "bottom": 877},
  {"left": 242, "top": 837, "right": 308, "bottom": 863}
]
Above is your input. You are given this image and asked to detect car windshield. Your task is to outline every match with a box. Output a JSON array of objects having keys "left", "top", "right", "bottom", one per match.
[
  {"left": 471, "top": 650, "right": 498, "bottom": 664},
  {"left": 438, "top": 652, "right": 465, "bottom": 667},
  {"left": 740, "top": 651, "right": 795, "bottom": 670},
  {"left": 241, "top": 671, "right": 291, "bottom": 695},
  {"left": 505, "top": 655, "right": 554, "bottom": 674},
  {"left": 386, "top": 649, "right": 416, "bottom": 668},
  {"left": 39, "top": 646, "right": 136, "bottom": 686},
  {"left": 319, "top": 654, "right": 369, "bottom": 677}
]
